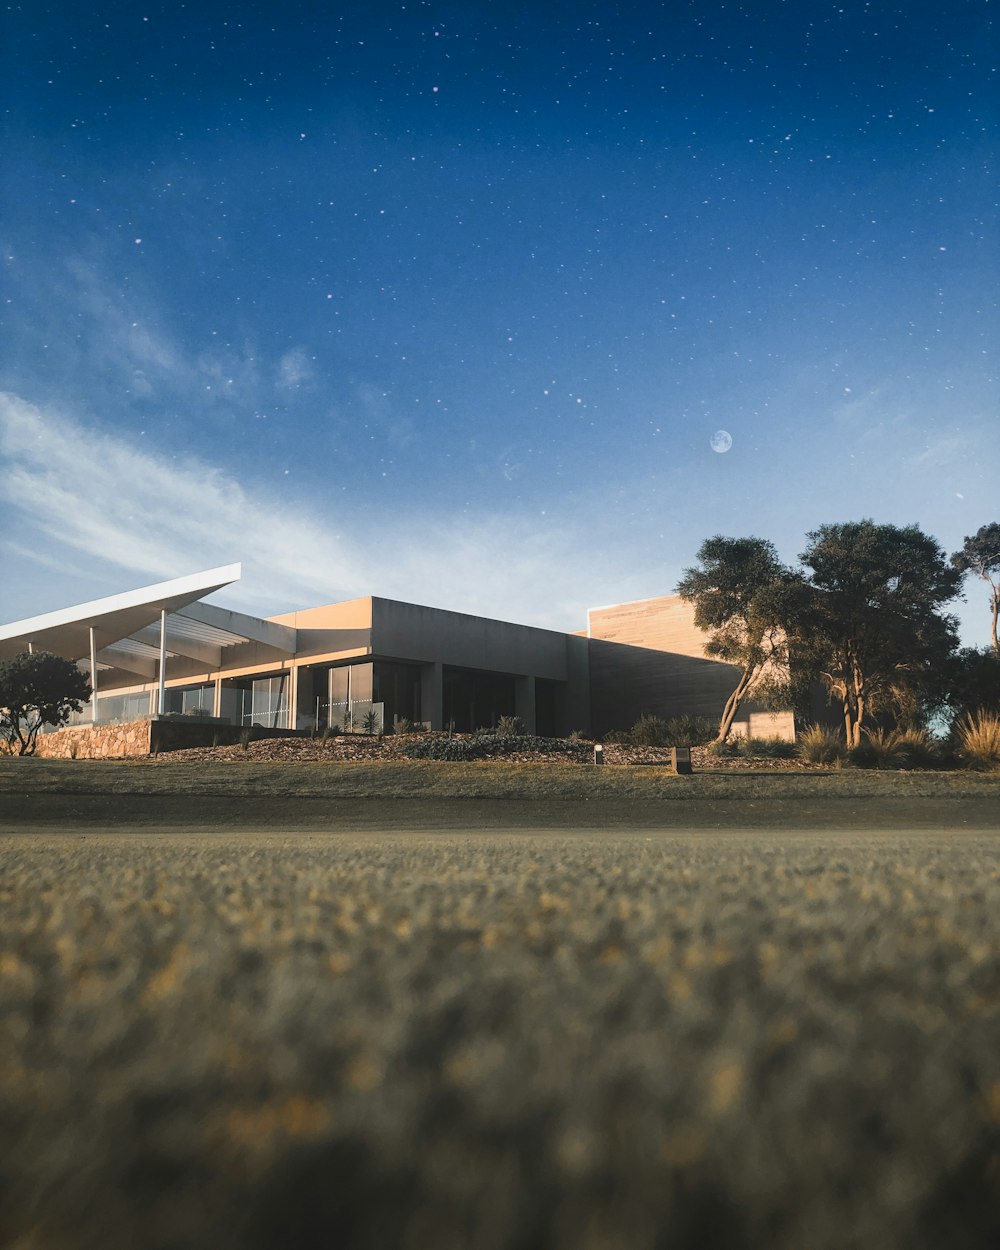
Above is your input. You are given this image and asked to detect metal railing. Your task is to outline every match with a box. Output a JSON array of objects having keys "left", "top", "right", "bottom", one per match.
[{"left": 305, "top": 699, "right": 385, "bottom": 735}]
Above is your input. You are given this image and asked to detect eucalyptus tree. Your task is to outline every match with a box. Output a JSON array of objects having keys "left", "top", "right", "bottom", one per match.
[
  {"left": 796, "top": 521, "right": 962, "bottom": 746},
  {"left": 676, "top": 536, "right": 800, "bottom": 743},
  {"left": 951, "top": 523, "right": 1000, "bottom": 655},
  {"left": 0, "top": 651, "right": 92, "bottom": 756}
]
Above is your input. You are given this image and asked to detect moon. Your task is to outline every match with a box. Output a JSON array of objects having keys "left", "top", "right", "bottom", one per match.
[{"left": 710, "top": 429, "right": 733, "bottom": 454}]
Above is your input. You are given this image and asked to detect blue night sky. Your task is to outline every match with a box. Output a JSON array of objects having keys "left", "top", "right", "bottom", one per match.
[{"left": 2, "top": 1, "right": 997, "bottom": 643}]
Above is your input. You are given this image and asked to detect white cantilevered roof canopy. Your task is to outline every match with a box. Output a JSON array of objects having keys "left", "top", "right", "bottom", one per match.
[{"left": 0, "top": 565, "right": 297, "bottom": 687}]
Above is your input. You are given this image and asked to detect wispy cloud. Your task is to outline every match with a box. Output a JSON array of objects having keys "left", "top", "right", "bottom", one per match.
[
  {"left": 0, "top": 392, "right": 629, "bottom": 629},
  {"left": 278, "top": 347, "right": 314, "bottom": 389}
]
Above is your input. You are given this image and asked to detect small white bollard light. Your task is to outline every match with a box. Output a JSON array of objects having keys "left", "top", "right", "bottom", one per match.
[{"left": 593, "top": 744, "right": 604, "bottom": 765}]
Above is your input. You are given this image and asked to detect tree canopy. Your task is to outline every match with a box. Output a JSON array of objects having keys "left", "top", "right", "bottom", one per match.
[
  {"left": 795, "top": 521, "right": 962, "bottom": 746},
  {"left": 676, "top": 536, "right": 800, "bottom": 742},
  {"left": 951, "top": 523, "right": 1000, "bottom": 655},
  {"left": 0, "top": 651, "right": 92, "bottom": 756}
]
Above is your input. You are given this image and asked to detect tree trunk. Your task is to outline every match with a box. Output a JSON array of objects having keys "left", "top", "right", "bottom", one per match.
[
  {"left": 992, "top": 586, "right": 999, "bottom": 655},
  {"left": 840, "top": 650, "right": 867, "bottom": 748},
  {"left": 716, "top": 666, "right": 757, "bottom": 743}
]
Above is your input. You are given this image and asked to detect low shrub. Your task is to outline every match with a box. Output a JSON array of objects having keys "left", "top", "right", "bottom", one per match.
[
  {"left": 955, "top": 711, "right": 1000, "bottom": 771},
  {"left": 400, "top": 736, "right": 481, "bottom": 761},
  {"left": 392, "top": 716, "right": 414, "bottom": 735},
  {"left": 660, "top": 715, "right": 717, "bottom": 747},
  {"left": 797, "top": 725, "right": 846, "bottom": 766},
  {"left": 400, "top": 732, "right": 587, "bottom": 762},
  {"left": 495, "top": 715, "right": 525, "bottom": 736},
  {"left": 606, "top": 714, "right": 717, "bottom": 747},
  {"left": 629, "top": 714, "right": 671, "bottom": 747}
]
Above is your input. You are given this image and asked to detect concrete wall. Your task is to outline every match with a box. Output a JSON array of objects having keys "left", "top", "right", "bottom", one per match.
[
  {"left": 371, "top": 599, "right": 591, "bottom": 735},
  {"left": 371, "top": 599, "right": 572, "bottom": 679}
]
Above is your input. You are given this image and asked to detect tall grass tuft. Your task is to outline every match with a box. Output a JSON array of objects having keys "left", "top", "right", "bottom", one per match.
[
  {"left": 955, "top": 712, "right": 1000, "bottom": 771},
  {"left": 892, "top": 727, "right": 941, "bottom": 770},
  {"left": 710, "top": 736, "right": 798, "bottom": 760},
  {"left": 849, "top": 726, "right": 941, "bottom": 770},
  {"left": 797, "top": 724, "right": 846, "bottom": 766}
]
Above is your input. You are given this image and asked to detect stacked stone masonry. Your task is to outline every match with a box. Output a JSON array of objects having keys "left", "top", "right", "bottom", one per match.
[{"left": 8, "top": 721, "right": 153, "bottom": 759}]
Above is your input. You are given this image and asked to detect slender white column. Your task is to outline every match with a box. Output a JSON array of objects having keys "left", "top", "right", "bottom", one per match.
[
  {"left": 157, "top": 609, "right": 167, "bottom": 716},
  {"left": 89, "top": 626, "right": 98, "bottom": 724},
  {"left": 288, "top": 665, "right": 298, "bottom": 730},
  {"left": 213, "top": 677, "right": 222, "bottom": 719}
]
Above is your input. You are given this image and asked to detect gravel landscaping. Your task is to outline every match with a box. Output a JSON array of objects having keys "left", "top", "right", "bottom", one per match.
[
  {"left": 145, "top": 732, "right": 810, "bottom": 770},
  {"left": 2, "top": 827, "right": 999, "bottom": 1250}
]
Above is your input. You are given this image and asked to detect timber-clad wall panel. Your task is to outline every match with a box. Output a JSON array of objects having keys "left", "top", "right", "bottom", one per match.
[{"left": 587, "top": 595, "right": 795, "bottom": 738}]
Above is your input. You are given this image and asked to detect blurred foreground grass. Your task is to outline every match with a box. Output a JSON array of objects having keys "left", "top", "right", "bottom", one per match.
[{"left": 1, "top": 830, "right": 999, "bottom": 1250}]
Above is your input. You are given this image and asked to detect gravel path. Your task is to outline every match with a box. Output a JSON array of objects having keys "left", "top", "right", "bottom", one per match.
[{"left": 2, "top": 829, "right": 999, "bottom": 1250}]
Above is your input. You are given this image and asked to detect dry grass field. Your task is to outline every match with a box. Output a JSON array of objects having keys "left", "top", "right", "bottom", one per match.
[
  {"left": 1, "top": 759, "right": 999, "bottom": 1249},
  {"left": 4, "top": 755, "right": 1000, "bottom": 831}
]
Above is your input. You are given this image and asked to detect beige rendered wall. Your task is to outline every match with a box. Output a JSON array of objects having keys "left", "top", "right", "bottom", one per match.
[
  {"left": 587, "top": 595, "right": 796, "bottom": 740},
  {"left": 268, "top": 597, "right": 373, "bottom": 662}
]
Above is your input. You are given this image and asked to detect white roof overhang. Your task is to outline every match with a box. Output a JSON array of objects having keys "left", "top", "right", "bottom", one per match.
[{"left": 0, "top": 564, "right": 296, "bottom": 671}]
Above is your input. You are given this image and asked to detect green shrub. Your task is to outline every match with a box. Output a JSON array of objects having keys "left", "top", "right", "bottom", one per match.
[
  {"left": 660, "top": 715, "right": 717, "bottom": 746},
  {"left": 629, "top": 714, "right": 671, "bottom": 746},
  {"left": 797, "top": 725, "right": 846, "bottom": 766},
  {"left": 495, "top": 715, "right": 525, "bottom": 736},
  {"left": 955, "top": 712, "right": 1000, "bottom": 770},
  {"left": 392, "top": 716, "right": 414, "bottom": 735},
  {"left": 709, "top": 739, "right": 742, "bottom": 758},
  {"left": 612, "top": 714, "right": 717, "bottom": 748}
]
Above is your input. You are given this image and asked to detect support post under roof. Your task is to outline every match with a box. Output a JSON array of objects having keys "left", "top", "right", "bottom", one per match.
[
  {"left": 158, "top": 610, "right": 167, "bottom": 717},
  {"left": 89, "top": 626, "right": 97, "bottom": 726}
]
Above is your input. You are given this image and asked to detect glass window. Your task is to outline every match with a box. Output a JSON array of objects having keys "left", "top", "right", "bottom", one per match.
[{"left": 163, "top": 683, "right": 215, "bottom": 718}]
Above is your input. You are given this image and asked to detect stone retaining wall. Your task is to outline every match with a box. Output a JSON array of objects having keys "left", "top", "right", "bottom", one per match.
[
  {"left": 3, "top": 718, "right": 310, "bottom": 758},
  {"left": 7, "top": 720, "right": 153, "bottom": 759}
]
